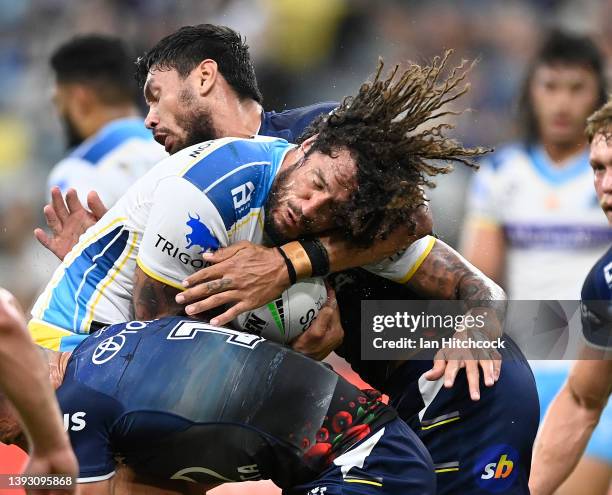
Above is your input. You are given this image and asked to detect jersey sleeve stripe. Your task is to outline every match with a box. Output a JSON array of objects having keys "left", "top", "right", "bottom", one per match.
[
  {"left": 398, "top": 236, "right": 436, "bottom": 284},
  {"left": 72, "top": 228, "right": 130, "bottom": 332},
  {"left": 83, "top": 231, "right": 140, "bottom": 331},
  {"left": 41, "top": 226, "right": 129, "bottom": 332},
  {"left": 136, "top": 257, "right": 185, "bottom": 291}
]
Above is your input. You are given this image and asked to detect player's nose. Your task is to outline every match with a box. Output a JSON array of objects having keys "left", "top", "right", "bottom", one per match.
[
  {"left": 302, "top": 192, "right": 331, "bottom": 220},
  {"left": 144, "top": 107, "right": 159, "bottom": 129},
  {"left": 603, "top": 169, "right": 612, "bottom": 193}
]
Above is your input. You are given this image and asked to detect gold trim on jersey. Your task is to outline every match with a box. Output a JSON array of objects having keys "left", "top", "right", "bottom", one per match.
[
  {"left": 82, "top": 231, "right": 140, "bottom": 331},
  {"left": 398, "top": 236, "right": 436, "bottom": 284},
  {"left": 136, "top": 257, "right": 185, "bottom": 291},
  {"left": 27, "top": 319, "right": 74, "bottom": 351},
  {"left": 33, "top": 217, "right": 128, "bottom": 320}
]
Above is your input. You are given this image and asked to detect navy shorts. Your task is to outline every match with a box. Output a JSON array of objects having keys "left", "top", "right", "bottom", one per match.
[
  {"left": 389, "top": 338, "right": 539, "bottom": 494},
  {"left": 284, "top": 418, "right": 436, "bottom": 495}
]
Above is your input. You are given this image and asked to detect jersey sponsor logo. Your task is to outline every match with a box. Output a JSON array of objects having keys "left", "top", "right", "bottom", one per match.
[
  {"left": 307, "top": 488, "right": 327, "bottom": 494},
  {"left": 604, "top": 261, "right": 612, "bottom": 288},
  {"left": 168, "top": 320, "right": 264, "bottom": 349},
  {"left": 231, "top": 181, "right": 255, "bottom": 214},
  {"left": 185, "top": 213, "right": 220, "bottom": 254},
  {"left": 92, "top": 321, "right": 148, "bottom": 364},
  {"left": 474, "top": 444, "right": 519, "bottom": 492},
  {"left": 63, "top": 412, "right": 86, "bottom": 432},
  {"left": 154, "top": 234, "right": 207, "bottom": 269}
]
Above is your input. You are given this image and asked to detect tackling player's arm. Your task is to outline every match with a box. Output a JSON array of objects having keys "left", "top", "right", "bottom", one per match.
[
  {"left": 0, "top": 288, "right": 78, "bottom": 493},
  {"left": 405, "top": 239, "right": 505, "bottom": 400},
  {"left": 529, "top": 359, "right": 612, "bottom": 495},
  {"left": 176, "top": 205, "right": 432, "bottom": 323}
]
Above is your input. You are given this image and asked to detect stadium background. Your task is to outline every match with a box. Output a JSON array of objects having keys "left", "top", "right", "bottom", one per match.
[{"left": 0, "top": 0, "right": 611, "bottom": 493}]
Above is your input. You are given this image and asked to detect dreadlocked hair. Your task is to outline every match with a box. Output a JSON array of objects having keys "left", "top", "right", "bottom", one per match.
[{"left": 303, "top": 51, "right": 491, "bottom": 247}]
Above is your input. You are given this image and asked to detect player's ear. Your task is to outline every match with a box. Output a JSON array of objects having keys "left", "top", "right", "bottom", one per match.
[
  {"left": 71, "top": 84, "right": 96, "bottom": 118},
  {"left": 195, "top": 59, "right": 218, "bottom": 97},
  {"left": 300, "top": 134, "right": 318, "bottom": 155}
]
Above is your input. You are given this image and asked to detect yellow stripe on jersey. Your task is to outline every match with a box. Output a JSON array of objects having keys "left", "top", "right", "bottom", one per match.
[
  {"left": 34, "top": 217, "right": 128, "bottom": 319},
  {"left": 227, "top": 210, "right": 264, "bottom": 239},
  {"left": 28, "top": 319, "right": 74, "bottom": 351},
  {"left": 397, "top": 236, "right": 436, "bottom": 284},
  {"left": 136, "top": 257, "right": 185, "bottom": 291},
  {"left": 420, "top": 416, "right": 461, "bottom": 430},
  {"left": 82, "top": 231, "right": 140, "bottom": 331},
  {"left": 345, "top": 479, "right": 383, "bottom": 487},
  {"left": 435, "top": 467, "right": 460, "bottom": 473}
]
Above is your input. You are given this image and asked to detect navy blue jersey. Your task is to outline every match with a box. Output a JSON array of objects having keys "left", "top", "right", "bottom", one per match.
[
  {"left": 58, "top": 317, "right": 394, "bottom": 487},
  {"left": 260, "top": 102, "right": 338, "bottom": 142},
  {"left": 581, "top": 245, "right": 612, "bottom": 350},
  {"left": 328, "top": 269, "right": 539, "bottom": 495}
]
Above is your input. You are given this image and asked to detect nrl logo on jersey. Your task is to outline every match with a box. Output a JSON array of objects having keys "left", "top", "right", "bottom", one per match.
[{"left": 185, "top": 213, "right": 220, "bottom": 254}]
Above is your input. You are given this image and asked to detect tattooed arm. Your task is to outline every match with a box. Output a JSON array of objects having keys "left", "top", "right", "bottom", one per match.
[
  {"left": 406, "top": 238, "right": 506, "bottom": 319},
  {"left": 132, "top": 266, "right": 233, "bottom": 321},
  {"left": 133, "top": 266, "right": 185, "bottom": 320},
  {"left": 405, "top": 238, "right": 507, "bottom": 400}
]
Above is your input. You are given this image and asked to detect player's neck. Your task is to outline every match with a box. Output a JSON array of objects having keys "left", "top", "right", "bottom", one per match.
[
  {"left": 215, "top": 98, "right": 263, "bottom": 139},
  {"left": 79, "top": 104, "right": 141, "bottom": 140},
  {"left": 541, "top": 139, "right": 588, "bottom": 165}
]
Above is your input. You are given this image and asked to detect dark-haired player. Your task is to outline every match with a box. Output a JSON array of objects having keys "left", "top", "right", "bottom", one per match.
[
  {"left": 44, "top": 35, "right": 166, "bottom": 208},
  {"left": 530, "top": 99, "right": 612, "bottom": 495},
  {"left": 462, "top": 30, "right": 612, "bottom": 493}
]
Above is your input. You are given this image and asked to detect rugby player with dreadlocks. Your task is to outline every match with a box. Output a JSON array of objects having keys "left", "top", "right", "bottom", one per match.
[{"left": 29, "top": 47, "right": 538, "bottom": 493}]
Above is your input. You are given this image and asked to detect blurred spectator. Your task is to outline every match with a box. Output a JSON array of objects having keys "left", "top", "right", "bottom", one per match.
[{"left": 460, "top": 29, "right": 611, "bottom": 495}]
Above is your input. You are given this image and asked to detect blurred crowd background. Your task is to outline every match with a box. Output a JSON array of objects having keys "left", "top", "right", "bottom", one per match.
[
  {"left": 0, "top": 1, "right": 611, "bottom": 493},
  {"left": 2, "top": 0, "right": 612, "bottom": 308}
]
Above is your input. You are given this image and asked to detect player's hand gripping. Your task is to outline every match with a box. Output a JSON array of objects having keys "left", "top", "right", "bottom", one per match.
[
  {"left": 176, "top": 241, "right": 290, "bottom": 326},
  {"left": 24, "top": 445, "right": 78, "bottom": 494},
  {"left": 34, "top": 187, "right": 108, "bottom": 261},
  {"left": 291, "top": 284, "right": 343, "bottom": 360},
  {"left": 423, "top": 311, "right": 502, "bottom": 401}
]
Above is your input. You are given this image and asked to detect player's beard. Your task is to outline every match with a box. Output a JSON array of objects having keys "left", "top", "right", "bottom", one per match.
[
  {"left": 172, "top": 88, "right": 218, "bottom": 153},
  {"left": 61, "top": 114, "right": 83, "bottom": 149},
  {"left": 264, "top": 159, "right": 314, "bottom": 243}
]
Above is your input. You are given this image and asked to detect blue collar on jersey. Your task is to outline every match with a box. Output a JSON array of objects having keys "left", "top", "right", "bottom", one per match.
[{"left": 526, "top": 144, "right": 591, "bottom": 186}]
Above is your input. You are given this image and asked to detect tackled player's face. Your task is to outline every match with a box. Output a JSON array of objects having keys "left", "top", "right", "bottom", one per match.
[
  {"left": 144, "top": 68, "right": 218, "bottom": 154},
  {"left": 531, "top": 64, "right": 600, "bottom": 147},
  {"left": 265, "top": 146, "right": 357, "bottom": 243},
  {"left": 589, "top": 132, "right": 612, "bottom": 224}
]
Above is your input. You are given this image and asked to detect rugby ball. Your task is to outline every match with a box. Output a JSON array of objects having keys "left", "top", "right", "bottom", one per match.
[{"left": 233, "top": 278, "right": 327, "bottom": 344}]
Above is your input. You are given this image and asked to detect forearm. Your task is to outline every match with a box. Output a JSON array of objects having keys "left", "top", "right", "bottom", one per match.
[
  {"left": 530, "top": 384, "right": 602, "bottom": 495},
  {"left": 285, "top": 205, "right": 432, "bottom": 276},
  {"left": 410, "top": 238, "right": 505, "bottom": 303},
  {"left": 0, "top": 326, "right": 68, "bottom": 452}
]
